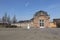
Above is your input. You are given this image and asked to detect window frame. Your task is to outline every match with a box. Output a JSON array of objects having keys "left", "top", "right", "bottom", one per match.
[{"left": 40, "top": 20, "right": 44, "bottom": 27}]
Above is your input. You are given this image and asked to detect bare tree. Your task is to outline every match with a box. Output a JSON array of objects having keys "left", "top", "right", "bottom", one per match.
[
  {"left": 2, "top": 16, "right": 5, "bottom": 23},
  {"left": 2, "top": 12, "right": 8, "bottom": 23},
  {"left": 12, "top": 15, "right": 17, "bottom": 23},
  {"left": 0, "top": 19, "right": 1, "bottom": 23},
  {"left": 7, "top": 15, "right": 11, "bottom": 24}
]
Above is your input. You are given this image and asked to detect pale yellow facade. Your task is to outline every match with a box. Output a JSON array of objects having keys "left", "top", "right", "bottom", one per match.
[{"left": 49, "top": 22, "right": 56, "bottom": 28}]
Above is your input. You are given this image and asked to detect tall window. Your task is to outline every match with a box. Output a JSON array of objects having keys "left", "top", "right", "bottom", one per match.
[{"left": 40, "top": 20, "right": 44, "bottom": 27}]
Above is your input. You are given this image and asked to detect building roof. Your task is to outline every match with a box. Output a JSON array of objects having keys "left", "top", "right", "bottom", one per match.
[
  {"left": 18, "top": 20, "right": 31, "bottom": 23},
  {"left": 53, "top": 19, "right": 60, "bottom": 20},
  {"left": 30, "top": 18, "right": 34, "bottom": 21},
  {"left": 34, "top": 10, "right": 49, "bottom": 17}
]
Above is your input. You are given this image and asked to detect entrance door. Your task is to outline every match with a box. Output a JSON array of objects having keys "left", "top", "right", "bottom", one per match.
[{"left": 40, "top": 20, "right": 45, "bottom": 28}]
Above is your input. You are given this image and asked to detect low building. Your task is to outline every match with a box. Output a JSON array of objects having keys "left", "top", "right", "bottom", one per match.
[
  {"left": 11, "top": 10, "right": 57, "bottom": 28},
  {"left": 53, "top": 19, "right": 60, "bottom": 28}
]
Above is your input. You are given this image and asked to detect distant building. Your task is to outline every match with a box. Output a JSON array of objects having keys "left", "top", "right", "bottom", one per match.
[
  {"left": 53, "top": 19, "right": 60, "bottom": 28},
  {"left": 11, "top": 10, "right": 57, "bottom": 28}
]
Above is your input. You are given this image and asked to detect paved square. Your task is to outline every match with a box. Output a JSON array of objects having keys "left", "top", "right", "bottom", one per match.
[{"left": 0, "top": 28, "right": 60, "bottom": 40}]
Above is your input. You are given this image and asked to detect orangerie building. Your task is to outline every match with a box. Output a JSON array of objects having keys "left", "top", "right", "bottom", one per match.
[{"left": 11, "top": 10, "right": 57, "bottom": 28}]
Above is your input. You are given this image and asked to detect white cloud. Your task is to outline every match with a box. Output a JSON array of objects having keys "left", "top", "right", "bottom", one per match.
[{"left": 25, "top": 2, "right": 29, "bottom": 7}]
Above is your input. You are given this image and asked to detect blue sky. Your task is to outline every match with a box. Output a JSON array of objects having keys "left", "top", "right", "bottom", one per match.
[{"left": 0, "top": 0, "right": 60, "bottom": 21}]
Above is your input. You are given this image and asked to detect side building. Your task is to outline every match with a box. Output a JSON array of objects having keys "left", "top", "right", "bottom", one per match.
[{"left": 53, "top": 19, "right": 60, "bottom": 28}]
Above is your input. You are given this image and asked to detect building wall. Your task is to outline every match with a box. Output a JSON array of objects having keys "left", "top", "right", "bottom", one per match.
[
  {"left": 49, "top": 22, "right": 56, "bottom": 28},
  {"left": 11, "top": 21, "right": 33, "bottom": 28},
  {"left": 33, "top": 15, "right": 50, "bottom": 28}
]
